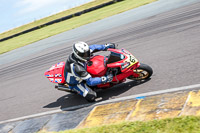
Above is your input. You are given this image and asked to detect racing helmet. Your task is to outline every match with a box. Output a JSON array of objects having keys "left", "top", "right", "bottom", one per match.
[{"left": 72, "top": 41, "right": 90, "bottom": 62}]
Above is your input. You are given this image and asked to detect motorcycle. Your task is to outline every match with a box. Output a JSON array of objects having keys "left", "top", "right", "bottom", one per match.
[{"left": 44, "top": 48, "right": 153, "bottom": 101}]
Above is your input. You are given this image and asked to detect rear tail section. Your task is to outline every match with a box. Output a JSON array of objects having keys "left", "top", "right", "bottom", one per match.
[{"left": 44, "top": 62, "right": 66, "bottom": 84}]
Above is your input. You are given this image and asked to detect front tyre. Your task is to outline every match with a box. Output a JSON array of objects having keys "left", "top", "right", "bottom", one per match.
[{"left": 128, "top": 63, "right": 153, "bottom": 80}]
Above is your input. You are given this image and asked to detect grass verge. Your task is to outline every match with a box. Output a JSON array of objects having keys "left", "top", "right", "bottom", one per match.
[
  {"left": 0, "top": 0, "right": 111, "bottom": 39},
  {"left": 39, "top": 116, "right": 200, "bottom": 133},
  {"left": 0, "top": 0, "right": 156, "bottom": 54}
]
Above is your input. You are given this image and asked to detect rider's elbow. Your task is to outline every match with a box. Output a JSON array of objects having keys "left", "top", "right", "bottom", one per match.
[
  {"left": 86, "top": 77, "right": 101, "bottom": 86},
  {"left": 86, "top": 78, "right": 94, "bottom": 86}
]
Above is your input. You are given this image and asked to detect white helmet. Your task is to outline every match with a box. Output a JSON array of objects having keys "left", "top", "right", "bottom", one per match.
[{"left": 73, "top": 41, "right": 90, "bottom": 62}]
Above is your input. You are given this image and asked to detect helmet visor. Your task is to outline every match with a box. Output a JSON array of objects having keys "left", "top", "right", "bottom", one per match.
[{"left": 77, "top": 50, "right": 90, "bottom": 61}]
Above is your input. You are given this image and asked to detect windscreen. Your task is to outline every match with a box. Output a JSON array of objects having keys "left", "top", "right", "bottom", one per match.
[{"left": 107, "top": 52, "right": 125, "bottom": 64}]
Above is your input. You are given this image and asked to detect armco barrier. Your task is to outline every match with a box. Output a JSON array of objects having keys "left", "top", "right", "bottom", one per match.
[{"left": 0, "top": 0, "right": 124, "bottom": 42}]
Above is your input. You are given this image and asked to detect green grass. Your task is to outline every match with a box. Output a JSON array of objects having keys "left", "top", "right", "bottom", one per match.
[
  {"left": 40, "top": 116, "right": 200, "bottom": 133},
  {"left": 0, "top": 0, "right": 111, "bottom": 39},
  {"left": 0, "top": 0, "right": 156, "bottom": 54}
]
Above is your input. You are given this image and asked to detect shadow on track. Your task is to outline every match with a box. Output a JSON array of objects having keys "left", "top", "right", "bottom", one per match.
[{"left": 43, "top": 79, "right": 151, "bottom": 110}]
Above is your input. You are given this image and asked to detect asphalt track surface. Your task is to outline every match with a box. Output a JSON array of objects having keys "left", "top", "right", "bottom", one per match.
[{"left": 0, "top": 1, "right": 200, "bottom": 121}]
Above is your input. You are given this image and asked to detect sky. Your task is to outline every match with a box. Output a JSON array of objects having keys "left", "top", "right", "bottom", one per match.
[{"left": 0, "top": 0, "right": 93, "bottom": 33}]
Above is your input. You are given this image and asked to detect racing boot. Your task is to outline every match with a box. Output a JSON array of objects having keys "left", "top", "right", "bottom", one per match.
[{"left": 85, "top": 87, "right": 97, "bottom": 102}]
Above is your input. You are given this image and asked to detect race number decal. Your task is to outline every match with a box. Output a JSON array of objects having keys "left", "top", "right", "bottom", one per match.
[
  {"left": 129, "top": 55, "right": 136, "bottom": 63},
  {"left": 127, "top": 54, "right": 138, "bottom": 68},
  {"left": 121, "top": 49, "right": 138, "bottom": 69}
]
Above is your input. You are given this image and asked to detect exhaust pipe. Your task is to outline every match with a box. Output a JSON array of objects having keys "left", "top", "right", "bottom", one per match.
[{"left": 55, "top": 84, "right": 73, "bottom": 93}]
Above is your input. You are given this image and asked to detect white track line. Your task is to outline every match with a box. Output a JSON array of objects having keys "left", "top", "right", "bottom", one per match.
[{"left": 0, "top": 83, "right": 200, "bottom": 124}]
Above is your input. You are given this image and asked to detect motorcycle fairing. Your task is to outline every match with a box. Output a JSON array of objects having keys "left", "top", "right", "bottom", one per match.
[
  {"left": 108, "top": 49, "right": 140, "bottom": 82},
  {"left": 107, "top": 48, "right": 139, "bottom": 73},
  {"left": 44, "top": 62, "right": 66, "bottom": 83},
  {"left": 87, "top": 48, "right": 140, "bottom": 88}
]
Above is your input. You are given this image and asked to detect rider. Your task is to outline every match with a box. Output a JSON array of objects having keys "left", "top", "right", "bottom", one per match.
[{"left": 64, "top": 41, "right": 115, "bottom": 102}]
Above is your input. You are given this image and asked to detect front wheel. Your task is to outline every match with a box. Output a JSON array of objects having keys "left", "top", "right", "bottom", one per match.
[{"left": 128, "top": 63, "right": 153, "bottom": 80}]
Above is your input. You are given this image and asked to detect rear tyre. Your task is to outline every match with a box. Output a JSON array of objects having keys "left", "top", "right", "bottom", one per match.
[{"left": 128, "top": 63, "right": 153, "bottom": 80}]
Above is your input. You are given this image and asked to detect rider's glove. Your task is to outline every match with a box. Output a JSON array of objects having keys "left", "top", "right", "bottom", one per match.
[
  {"left": 101, "top": 74, "right": 113, "bottom": 83},
  {"left": 105, "top": 43, "right": 116, "bottom": 50}
]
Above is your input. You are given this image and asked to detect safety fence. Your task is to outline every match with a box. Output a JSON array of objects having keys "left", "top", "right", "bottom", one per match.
[{"left": 0, "top": 0, "right": 123, "bottom": 42}]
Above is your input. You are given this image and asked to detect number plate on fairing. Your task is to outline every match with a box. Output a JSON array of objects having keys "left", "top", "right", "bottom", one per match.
[
  {"left": 121, "top": 49, "right": 139, "bottom": 68},
  {"left": 127, "top": 54, "right": 138, "bottom": 68}
]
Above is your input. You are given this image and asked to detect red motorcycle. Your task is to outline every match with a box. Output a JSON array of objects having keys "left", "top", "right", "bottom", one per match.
[{"left": 45, "top": 48, "right": 153, "bottom": 100}]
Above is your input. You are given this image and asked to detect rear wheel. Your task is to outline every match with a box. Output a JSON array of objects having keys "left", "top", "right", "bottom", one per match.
[{"left": 128, "top": 63, "right": 153, "bottom": 80}]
